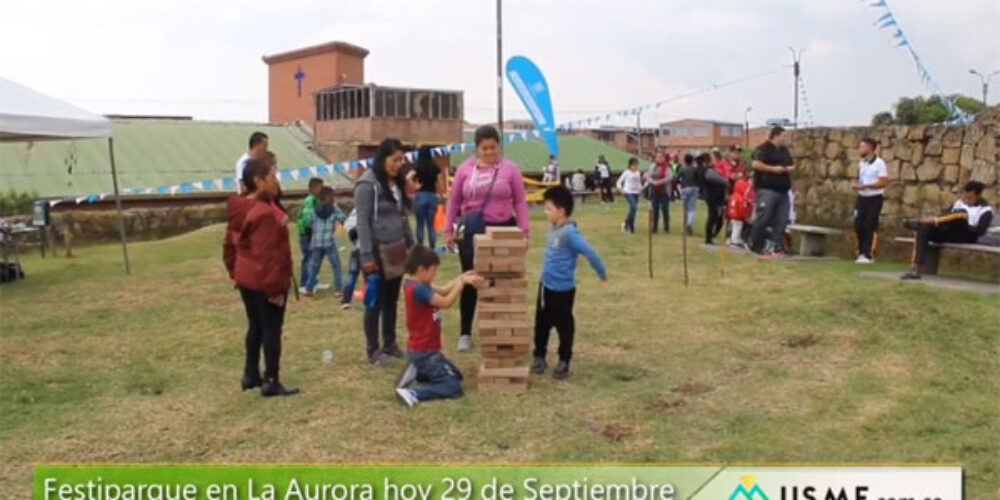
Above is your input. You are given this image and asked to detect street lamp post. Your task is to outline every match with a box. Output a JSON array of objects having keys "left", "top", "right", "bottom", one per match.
[
  {"left": 743, "top": 106, "right": 752, "bottom": 148},
  {"left": 969, "top": 68, "right": 1000, "bottom": 107},
  {"left": 789, "top": 47, "right": 804, "bottom": 128}
]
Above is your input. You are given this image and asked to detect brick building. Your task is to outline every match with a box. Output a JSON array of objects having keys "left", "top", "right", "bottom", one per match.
[
  {"left": 263, "top": 41, "right": 464, "bottom": 161},
  {"left": 658, "top": 119, "right": 744, "bottom": 154},
  {"left": 262, "top": 41, "right": 368, "bottom": 125},
  {"left": 575, "top": 126, "right": 657, "bottom": 157}
]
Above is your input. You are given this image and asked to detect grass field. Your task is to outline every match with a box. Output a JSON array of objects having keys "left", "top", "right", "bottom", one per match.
[{"left": 1, "top": 202, "right": 998, "bottom": 499}]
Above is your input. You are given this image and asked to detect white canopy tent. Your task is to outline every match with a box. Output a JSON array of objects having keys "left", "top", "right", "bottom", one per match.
[{"left": 0, "top": 76, "right": 130, "bottom": 274}]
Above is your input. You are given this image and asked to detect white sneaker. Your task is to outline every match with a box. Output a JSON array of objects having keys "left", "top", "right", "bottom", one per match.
[
  {"left": 620, "top": 222, "right": 627, "bottom": 233},
  {"left": 457, "top": 335, "right": 472, "bottom": 352},
  {"left": 340, "top": 302, "right": 351, "bottom": 310},
  {"left": 855, "top": 255, "right": 874, "bottom": 264},
  {"left": 395, "top": 388, "right": 419, "bottom": 408},
  {"left": 298, "top": 287, "right": 307, "bottom": 295},
  {"left": 395, "top": 362, "right": 418, "bottom": 389},
  {"left": 315, "top": 283, "right": 331, "bottom": 291}
]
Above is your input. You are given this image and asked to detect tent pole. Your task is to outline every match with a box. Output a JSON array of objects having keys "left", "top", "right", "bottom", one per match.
[{"left": 108, "top": 137, "right": 131, "bottom": 275}]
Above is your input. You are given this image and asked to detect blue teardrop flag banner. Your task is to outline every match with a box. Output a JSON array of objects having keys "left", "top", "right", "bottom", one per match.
[{"left": 505, "top": 55, "right": 558, "bottom": 158}]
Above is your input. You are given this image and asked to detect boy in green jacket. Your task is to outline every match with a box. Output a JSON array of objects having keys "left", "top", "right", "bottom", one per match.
[{"left": 297, "top": 177, "right": 324, "bottom": 291}]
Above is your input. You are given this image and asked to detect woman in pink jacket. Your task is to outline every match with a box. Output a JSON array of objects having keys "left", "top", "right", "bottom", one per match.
[{"left": 445, "top": 125, "right": 531, "bottom": 352}]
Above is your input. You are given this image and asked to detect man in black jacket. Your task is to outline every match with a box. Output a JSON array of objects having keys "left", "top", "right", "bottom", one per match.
[{"left": 749, "top": 126, "right": 794, "bottom": 257}]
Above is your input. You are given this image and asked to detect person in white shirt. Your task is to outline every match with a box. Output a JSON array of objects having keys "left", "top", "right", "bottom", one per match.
[
  {"left": 235, "top": 131, "right": 269, "bottom": 193},
  {"left": 616, "top": 157, "right": 646, "bottom": 233},
  {"left": 571, "top": 170, "right": 587, "bottom": 192},
  {"left": 595, "top": 155, "right": 613, "bottom": 202},
  {"left": 542, "top": 155, "right": 560, "bottom": 183},
  {"left": 852, "top": 137, "right": 889, "bottom": 263}
]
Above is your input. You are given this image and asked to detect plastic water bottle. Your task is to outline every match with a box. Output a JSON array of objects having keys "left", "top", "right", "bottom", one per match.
[
  {"left": 364, "top": 274, "right": 380, "bottom": 309},
  {"left": 321, "top": 350, "right": 334, "bottom": 364}
]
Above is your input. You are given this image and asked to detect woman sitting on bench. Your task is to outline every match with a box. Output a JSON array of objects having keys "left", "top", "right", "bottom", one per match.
[{"left": 902, "top": 181, "right": 993, "bottom": 280}]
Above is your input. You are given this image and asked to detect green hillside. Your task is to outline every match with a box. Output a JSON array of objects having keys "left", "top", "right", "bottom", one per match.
[
  {"left": 453, "top": 133, "right": 635, "bottom": 173},
  {"left": 0, "top": 120, "right": 338, "bottom": 198}
]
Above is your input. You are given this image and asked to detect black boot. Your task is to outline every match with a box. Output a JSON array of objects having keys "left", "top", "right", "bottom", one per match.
[
  {"left": 530, "top": 357, "right": 548, "bottom": 375},
  {"left": 553, "top": 361, "right": 570, "bottom": 380},
  {"left": 241, "top": 373, "right": 262, "bottom": 391},
  {"left": 261, "top": 377, "right": 299, "bottom": 397}
]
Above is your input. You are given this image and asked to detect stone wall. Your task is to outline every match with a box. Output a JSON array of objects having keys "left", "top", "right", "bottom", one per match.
[{"left": 787, "top": 106, "right": 999, "bottom": 272}]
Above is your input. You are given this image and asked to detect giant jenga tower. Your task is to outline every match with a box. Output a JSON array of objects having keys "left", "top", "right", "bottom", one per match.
[{"left": 474, "top": 227, "right": 530, "bottom": 392}]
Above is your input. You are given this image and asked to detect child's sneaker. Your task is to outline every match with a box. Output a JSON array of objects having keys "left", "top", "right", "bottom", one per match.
[
  {"left": 369, "top": 352, "right": 396, "bottom": 367},
  {"left": 335, "top": 291, "right": 344, "bottom": 298},
  {"left": 315, "top": 284, "right": 331, "bottom": 291},
  {"left": 456, "top": 335, "right": 472, "bottom": 353},
  {"left": 395, "top": 388, "right": 418, "bottom": 408},
  {"left": 340, "top": 302, "right": 352, "bottom": 310},
  {"left": 553, "top": 361, "right": 570, "bottom": 380},
  {"left": 395, "top": 362, "right": 418, "bottom": 389},
  {"left": 530, "top": 357, "right": 547, "bottom": 374}
]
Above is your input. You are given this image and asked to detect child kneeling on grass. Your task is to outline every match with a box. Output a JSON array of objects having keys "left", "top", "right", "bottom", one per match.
[
  {"left": 531, "top": 186, "right": 607, "bottom": 380},
  {"left": 395, "top": 245, "right": 483, "bottom": 408}
]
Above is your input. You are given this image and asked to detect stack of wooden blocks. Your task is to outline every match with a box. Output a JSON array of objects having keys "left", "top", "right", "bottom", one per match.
[{"left": 474, "top": 227, "right": 530, "bottom": 393}]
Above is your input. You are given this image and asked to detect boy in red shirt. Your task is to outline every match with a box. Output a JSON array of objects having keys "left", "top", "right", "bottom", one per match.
[{"left": 395, "top": 245, "right": 483, "bottom": 408}]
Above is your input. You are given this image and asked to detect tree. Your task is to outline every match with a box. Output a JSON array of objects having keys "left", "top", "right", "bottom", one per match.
[{"left": 870, "top": 94, "right": 986, "bottom": 125}]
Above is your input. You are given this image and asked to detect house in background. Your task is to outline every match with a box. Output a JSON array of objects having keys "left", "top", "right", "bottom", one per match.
[
  {"left": 658, "top": 118, "right": 745, "bottom": 155},
  {"left": 574, "top": 126, "right": 657, "bottom": 157},
  {"left": 263, "top": 41, "right": 463, "bottom": 162}
]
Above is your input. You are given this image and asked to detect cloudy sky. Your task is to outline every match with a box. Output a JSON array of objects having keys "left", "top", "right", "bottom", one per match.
[{"left": 2, "top": 0, "right": 997, "bottom": 128}]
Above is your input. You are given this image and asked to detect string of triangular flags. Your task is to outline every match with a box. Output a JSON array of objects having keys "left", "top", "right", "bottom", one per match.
[
  {"left": 47, "top": 129, "right": 544, "bottom": 207},
  {"left": 50, "top": 63, "right": 794, "bottom": 206},
  {"left": 863, "top": 0, "right": 971, "bottom": 124},
  {"left": 554, "top": 63, "right": 791, "bottom": 132}
]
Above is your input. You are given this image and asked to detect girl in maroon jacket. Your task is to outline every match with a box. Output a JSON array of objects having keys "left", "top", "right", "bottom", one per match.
[{"left": 223, "top": 152, "right": 298, "bottom": 397}]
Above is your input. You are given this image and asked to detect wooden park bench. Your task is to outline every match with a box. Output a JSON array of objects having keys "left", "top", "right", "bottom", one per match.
[
  {"left": 894, "top": 237, "right": 1000, "bottom": 275},
  {"left": 787, "top": 224, "right": 844, "bottom": 257}
]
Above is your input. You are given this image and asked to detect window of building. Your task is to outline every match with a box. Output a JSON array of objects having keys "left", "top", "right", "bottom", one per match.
[{"left": 317, "top": 87, "right": 462, "bottom": 121}]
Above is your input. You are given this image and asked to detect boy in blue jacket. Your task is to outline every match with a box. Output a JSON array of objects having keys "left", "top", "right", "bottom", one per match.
[{"left": 531, "top": 185, "right": 607, "bottom": 380}]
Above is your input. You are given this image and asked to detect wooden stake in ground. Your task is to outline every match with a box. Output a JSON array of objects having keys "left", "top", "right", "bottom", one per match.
[
  {"left": 647, "top": 200, "right": 653, "bottom": 279},
  {"left": 719, "top": 215, "right": 727, "bottom": 278},
  {"left": 681, "top": 221, "right": 689, "bottom": 287}
]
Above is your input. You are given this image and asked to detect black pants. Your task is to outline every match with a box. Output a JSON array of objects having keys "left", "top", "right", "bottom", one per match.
[
  {"left": 704, "top": 193, "right": 726, "bottom": 243},
  {"left": 239, "top": 288, "right": 286, "bottom": 381},
  {"left": 912, "top": 219, "right": 978, "bottom": 266},
  {"left": 458, "top": 218, "right": 518, "bottom": 338},
  {"left": 854, "top": 195, "right": 883, "bottom": 259},
  {"left": 532, "top": 285, "right": 577, "bottom": 362},
  {"left": 600, "top": 178, "right": 614, "bottom": 202},
  {"left": 363, "top": 271, "right": 402, "bottom": 358}
]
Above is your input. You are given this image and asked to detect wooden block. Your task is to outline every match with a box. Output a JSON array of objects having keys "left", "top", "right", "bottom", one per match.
[
  {"left": 482, "top": 357, "right": 527, "bottom": 368},
  {"left": 479, "top": 303, "right": 527, "bottom": 313},
  {"left": 493, "top": 248, "right": 510, "bottom": 257},
  {"left": 478, "top": 319, "right": 530, "bottom": 330},
  {"left": 475, "top": 238, "right": 529, "bottom": 249},
  {"left": 491, "top": 278, "right": 528, "bottom": 289},
  {"left": 480, "top": 343, "right": 531, "bottom": 357},
  {"left": 480, "top": 364, "right": 530, "bottom": 379},
  {"left": 486, "top": 227, "right": 525, "bottom": 239},
  {"left": 480, "top": 335, "right": 530, "bottom": 346}
]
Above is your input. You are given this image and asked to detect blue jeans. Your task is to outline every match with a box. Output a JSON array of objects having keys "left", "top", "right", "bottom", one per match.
[
  {"left": 304, "top": 245, "right": 342, "bottom": 292},
  {"left": 407, "top": 350, "right": 463, "bottom": 402},
  {"left": 623, "top": 194, "right": 639, "bottom": 233},
  {"left": 651, "top": 192, "right": 670, "bottom": 233},
  {"left": 340, "top": 249, "right": 361, "bottom": 304},
  {"left": 298, "top": 233, "right": 311, "bottom": 286},
  {"left": 681, "top": 187, "right": 699, "bottom": 228},
  {"left": 414, "top": 191, "right": 438, "bottom": 248}
]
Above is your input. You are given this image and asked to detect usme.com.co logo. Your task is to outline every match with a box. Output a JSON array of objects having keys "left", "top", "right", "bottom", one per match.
[
  {"left": 727, "top": 474, "right": 940, "bottom": 500},
  {"left": 729, "top": 476, "right": 769, "bottom": 500}
]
